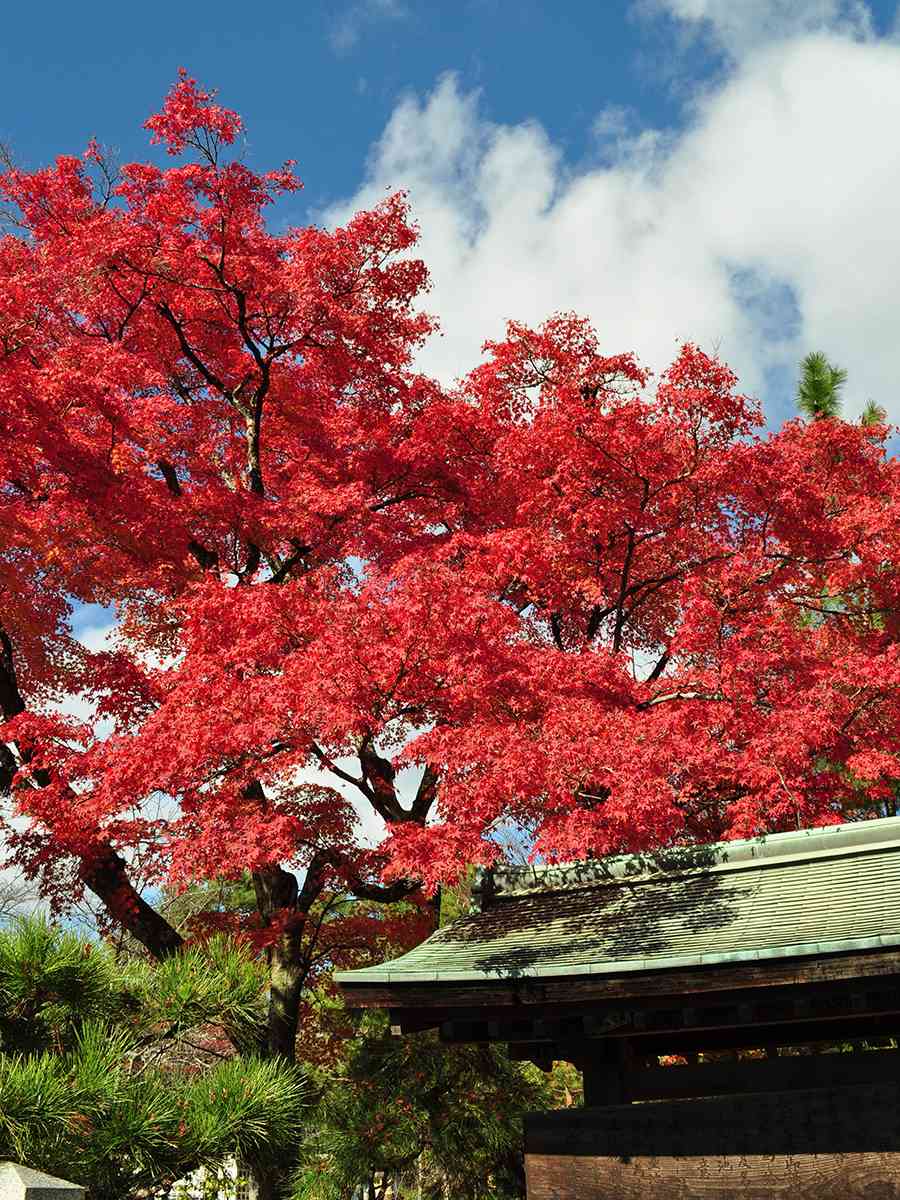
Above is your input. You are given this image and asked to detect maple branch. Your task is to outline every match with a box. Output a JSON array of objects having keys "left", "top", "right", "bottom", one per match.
[
  {"left": 638, "top": 688, "right": 725, "bottom": 710},
  {"left": 194, "top": 254, "right": 273, "bottom": 501},
  {"left": 549, "top": 611, "right": 566, "bottom": 652},
  {"left": 252, "top": 862, "right": 300, "bottom": 923},
  {"left": 618, "top": 552, "right": 733, "bottom": 633},
  {"left": 103, "top": 272, "right": 149, "bottom": 340},
  {"left": 0, "top": 625, "right": 182, "bottom": 959},
  {"left": 155, "top": 459, "right": 220, "bottom": 572},
  {"left": 410, "top": 764, "right": 439, "bottom": 823},
  {"left": 156, "top": 458, "right": 182, "bottom": 496},
  {"left": 839, "top": 693, "right": 880, "bottom": 735},
  {"left": 0, "top": 627, "right": 25, "bottom": 793},
  {"left": 341, "top": 874, "right": 421, "bottom": 904},
  {"left": 612, "top": 525, "right": 637, "bottom": 653},
  {"left": 358, "top": 736, "right": 406, "bottom": 823},
  {"left": 300, "top": 886, "right": 345, "bottom": 961},
  {"left": 156, "top": 301, "right": 230, "bottom": 398},
  {"left": 369, "top": 490, "right": 421, "bottom": 513},
  {"left": 644, "top": 648, "right": 671, "bottom": 684},
  {"left": 586, "top": 602, "right": 616, "bottom": 641},
  {"left": 297, "top": 849, "right": 333, "bottom": 915},
  {"left": 269, "top": 541, "right": 312, "bottom": 584},
  {"left": 0, "top": 626, "right": 25, "bottom": 722},
  {"left": 246, "top": 402, "right": 265, "bottom": 496},
  {"left": 80, "top": 847, "right": 184, "bottom": 959},
  {"left": 309, "top": 742, "right": 372, "bottom": 800},
  {"left": 239, "top": 540, "right": 262, "bottom": 580}
]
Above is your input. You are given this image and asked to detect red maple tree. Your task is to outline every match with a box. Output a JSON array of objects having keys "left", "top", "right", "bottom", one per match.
[{"left": 2, "top": 75, "right": 899, "bottom": 1061}]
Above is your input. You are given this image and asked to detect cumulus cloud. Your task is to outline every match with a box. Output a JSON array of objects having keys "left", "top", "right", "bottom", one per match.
[
  {"left": 635, "top": 0, "right": 875, "bottom": 60},
  {"left": 326, "top": 12, "right": 900, "bottom": 425}
]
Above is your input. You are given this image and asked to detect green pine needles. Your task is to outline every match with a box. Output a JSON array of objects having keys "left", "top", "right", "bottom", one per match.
[
  {"left": 796, "top": 352, "right": 888, "bottom": 428},
  {"left": 0, "top": 918, "right": 310, "bottom": 1199},
  {"left": 796, "top": 351, "right": 848, "bottom": 421}
]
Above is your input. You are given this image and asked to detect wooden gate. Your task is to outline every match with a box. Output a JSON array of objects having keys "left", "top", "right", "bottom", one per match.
[{"left": 525, "top": 1083, "right": 900, "bottom": 1199}]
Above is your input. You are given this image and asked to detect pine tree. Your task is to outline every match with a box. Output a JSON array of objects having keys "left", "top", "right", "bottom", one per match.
[
  {"left": 860, "top": 399, "right": 887, "bottom": 427},
  {"left": 796, "top": 351, "right": 848, "bottom": 420},
  {"left": 0, "top": 918, "right": 310, "bottom": 1199}
]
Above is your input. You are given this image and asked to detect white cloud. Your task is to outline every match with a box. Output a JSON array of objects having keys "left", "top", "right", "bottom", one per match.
[
  {"left": 635, "top": 0, "right": 875, "bottom": 60},
  {"left": 75, "top": 619, "right": 117, "bottom": 655},
  {"left": 325, "top": 20, "right": 900, "bottom": 424},
  {"left": 49, "top": 618, "right": 117, "bottom": 731},
  {"left": 330, "top": 0, "right": 407, "bottom": 55}
]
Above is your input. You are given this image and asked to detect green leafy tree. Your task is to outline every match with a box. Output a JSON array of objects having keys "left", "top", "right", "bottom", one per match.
[
  {"left": 292, "top": 1008, "right": 552, "bottom": 1200},
  {"left": 796, "top": 350, "right": 848, "bottom": 420},
  {"left": 0, "top": 918, "right": 310, "bottom": 1199}
]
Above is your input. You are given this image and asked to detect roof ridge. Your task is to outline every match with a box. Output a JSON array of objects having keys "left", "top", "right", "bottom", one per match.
[{"left": 478, "top": 814, "right": 900, "bottom": 903}]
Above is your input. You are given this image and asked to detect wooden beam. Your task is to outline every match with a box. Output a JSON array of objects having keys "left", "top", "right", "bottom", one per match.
[
  {"left": 342, "top": 947, "right": 900, "bottom": 1011},
  {"left": 629, "top": 1048, "right": 900, "bottom": 1102},
  {"left": 421, "top": 976, "right": 900, "bottom": 1050},
  {"left": 525, "top": 1082, "right": 900, "bottom": 1157},
  {"left": 525, "top": 1149, "right": 900, "bottom": 1199}
]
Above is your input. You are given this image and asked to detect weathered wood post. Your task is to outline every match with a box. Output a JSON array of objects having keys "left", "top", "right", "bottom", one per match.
[{"left": 0, "top": 1163, "right": 85, "bottom": 1200}]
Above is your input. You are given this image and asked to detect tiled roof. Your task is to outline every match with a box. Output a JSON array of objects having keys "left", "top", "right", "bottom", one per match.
[{"left": 336, "top": 816, "right": 900, "bottom": 986}]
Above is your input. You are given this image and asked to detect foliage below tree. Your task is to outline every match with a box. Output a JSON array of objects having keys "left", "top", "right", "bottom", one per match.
[
  {"left": 0, "top": 919, "right": 309, "bottom": 1199},
  {"left": 292, "top": 1009, "right": 551, "bottom": 1200}
]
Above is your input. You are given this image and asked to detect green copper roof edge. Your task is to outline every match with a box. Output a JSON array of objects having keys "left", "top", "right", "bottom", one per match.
[
  {"left": 485, "top": 815, "right": 900, "bottom": 899},
  {"left": 335, "top": 932, "right": 900, "bottom": 987},
  {"left": 491, "top": 835, "right": 900, "bottom": 899}
]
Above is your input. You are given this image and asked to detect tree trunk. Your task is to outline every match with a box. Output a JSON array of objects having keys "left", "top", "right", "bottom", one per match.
[
  {"left": 246, "top": 860, "right": 310, "bottom": 1198},
  {"left": 251, "top": 1162, "right": 287, "bottom": 1200},
  {"left": 81, "top": 846, "right": 184, "bottom": 959},
  {"left": 251, "top": 859, "right": 308, "bottom": 1060},
  {"left": 266, "top": 939, "right": 306, "bottom": 1058}
]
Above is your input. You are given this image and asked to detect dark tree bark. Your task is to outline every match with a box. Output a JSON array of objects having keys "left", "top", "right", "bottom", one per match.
[{"left": 80, "top": 846, "right": 184, "bottom": 959}]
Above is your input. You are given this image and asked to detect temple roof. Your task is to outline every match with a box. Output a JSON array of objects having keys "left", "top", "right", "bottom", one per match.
[{"left": 336, "top": 816, "right": 900, "bottom": 987}]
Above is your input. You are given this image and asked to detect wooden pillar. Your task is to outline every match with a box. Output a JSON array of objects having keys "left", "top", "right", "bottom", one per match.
[{"left": 581, "top": 1039, "right": 631, "bottom": 1108}]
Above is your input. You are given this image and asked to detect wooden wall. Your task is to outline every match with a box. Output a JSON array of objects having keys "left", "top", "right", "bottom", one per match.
[
  {"left": 525, "top": 1151, "right": 900, "bottom": 1198},
  {"left": 525, "top": 1083, "right": 900, "bottom": 1199}
]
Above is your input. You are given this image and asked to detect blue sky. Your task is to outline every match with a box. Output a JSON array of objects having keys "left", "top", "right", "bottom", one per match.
[
  {"left": 2, "top": 3, "right": 691, "bottom": 211},
  {"left": 4, "top": 0, "right": 900, "bottom": 427}
]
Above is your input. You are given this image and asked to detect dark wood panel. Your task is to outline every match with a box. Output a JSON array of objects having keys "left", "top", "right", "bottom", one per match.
[
  {"left": 434, "top": 980, "right": 900, "bottom": 1047},
  {"left": 525, "top": 1083, "right": 900, "bottom": 1157},
  {"left": 629, "top": 1049, "right": 900, "bottom": 1101},
  {"left": 390, "top": 974, "right": 900, "bottom": 1033},
  {"left": 630, "top": 1012, "right": 900, "bottom": 1057}
]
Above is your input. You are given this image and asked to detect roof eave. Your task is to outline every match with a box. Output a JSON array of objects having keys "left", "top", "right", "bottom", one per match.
[{"left": 336, "top": 932, "right": 900, "bottom": 988}]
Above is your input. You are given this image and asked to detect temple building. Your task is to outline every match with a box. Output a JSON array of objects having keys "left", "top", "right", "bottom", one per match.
[{"left": 336, "top": 814, "right": 900, "bottom": 1198}]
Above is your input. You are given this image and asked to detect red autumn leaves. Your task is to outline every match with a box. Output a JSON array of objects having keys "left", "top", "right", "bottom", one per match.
[{"left": 1, "top": 74, "right": 898, "bottom": 919}]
